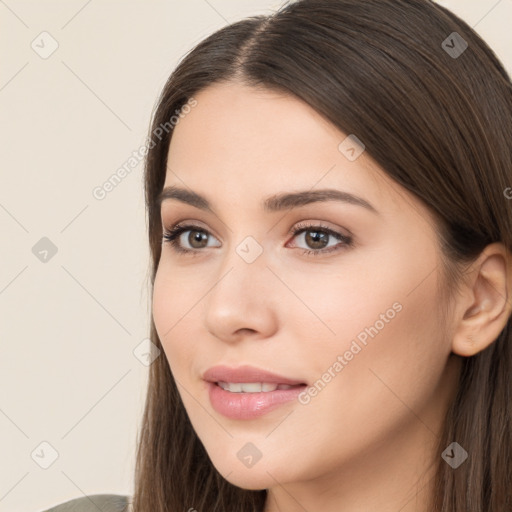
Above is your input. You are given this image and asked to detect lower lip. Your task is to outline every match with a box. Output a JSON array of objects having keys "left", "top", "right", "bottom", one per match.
[{"left": 206, "top": 381, "right": 307, "bottom": 420}]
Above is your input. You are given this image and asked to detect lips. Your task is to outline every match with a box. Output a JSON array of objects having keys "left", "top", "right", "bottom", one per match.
[
  {"left": 202, "top": 364, "right": 307, "bottom": 386},
  {"left": 202, "top": 364, "right": 308, "bottom": 419}
]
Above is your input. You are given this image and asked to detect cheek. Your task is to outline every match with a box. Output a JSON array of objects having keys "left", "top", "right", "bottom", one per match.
[
  {"left": 271, "top": 254, "right": 447, "bottom": 479},
  {"left": 299, "top": 245, "right": 447, "bottom": 428},
  {"left": 152, "top": 266, "right": 172, "bottom": 342},
  {"left": 151, "top": 265, "right": 198, "bottom": 376}
]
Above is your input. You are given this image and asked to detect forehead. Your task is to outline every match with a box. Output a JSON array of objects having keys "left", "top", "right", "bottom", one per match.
[
  {"left": 168, "top": 81, "right": 347, "bottom": 170},
  {"left": 164, "top": 81, "right": 430, "bottom": 224}
]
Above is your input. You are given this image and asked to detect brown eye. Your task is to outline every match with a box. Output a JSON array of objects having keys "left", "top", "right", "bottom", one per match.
[
  {"left": 162, "top": 224, "right": 221, "bottom": 254},
  {"left": 187, "top": 230, "right": 209, "bottom": 248},
  {"left": 303, "top": 230, "right": 330, "bottom": 250},
  {"left": 288, "top": 222, "right": 353, "bottom": 256}
]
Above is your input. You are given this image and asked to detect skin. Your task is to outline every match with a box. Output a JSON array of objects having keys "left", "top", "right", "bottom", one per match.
[{"left": 152, "top": 81, "right": 512, "bottom": 512}]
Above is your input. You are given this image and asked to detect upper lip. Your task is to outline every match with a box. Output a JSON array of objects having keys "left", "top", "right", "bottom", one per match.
[{"left": 203, "top": 365, "right": 307, "bottom": 385}]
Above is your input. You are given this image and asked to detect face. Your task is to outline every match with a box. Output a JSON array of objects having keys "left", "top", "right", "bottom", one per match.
[{"left": 152, "top": 81, "right": 459, "bottom": 491}]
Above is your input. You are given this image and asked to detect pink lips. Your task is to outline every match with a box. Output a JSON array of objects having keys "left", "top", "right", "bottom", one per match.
[
  {"left": 203, "top": 365, "right": 307, "bottom": 420},
  {"left": 203, "top": 364, "right": 306, "bottom": 386}
]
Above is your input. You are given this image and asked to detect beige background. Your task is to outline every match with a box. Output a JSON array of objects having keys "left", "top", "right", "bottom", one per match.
[{"left": 1, "top": 1, "right": 511, "bottom": 511}]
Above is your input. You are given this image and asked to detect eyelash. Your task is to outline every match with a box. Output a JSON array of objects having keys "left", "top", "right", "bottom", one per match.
[{"left": 162, "top": 221, "right": 353, "bottom": 257}]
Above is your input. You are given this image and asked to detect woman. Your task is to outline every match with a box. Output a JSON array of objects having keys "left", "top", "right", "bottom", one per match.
[{"left": 44, "top": 0, "right": 512, "bottom": 510}]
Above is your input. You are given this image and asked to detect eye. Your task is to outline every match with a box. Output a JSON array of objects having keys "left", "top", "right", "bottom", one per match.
[
  {"left": 162, "top": 223, "right": 220, "bottom": 254},
  {"left": 162, "top": 221, "right": 353, "bottom": 257},
  {"left": 287, "top": 221, "right": 353, "bottom": 256}
]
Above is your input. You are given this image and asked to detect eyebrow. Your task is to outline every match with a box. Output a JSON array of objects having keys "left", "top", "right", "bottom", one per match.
[{"left": 156, "top": 185, "right": 378, "bottom": 214}]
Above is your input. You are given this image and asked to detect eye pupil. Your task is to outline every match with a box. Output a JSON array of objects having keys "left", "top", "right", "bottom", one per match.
[{"left": 305, "top": 230, "right": 328, "bottom": 249}]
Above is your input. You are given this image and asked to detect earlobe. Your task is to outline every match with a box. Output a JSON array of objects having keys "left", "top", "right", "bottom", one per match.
[{"left": 451, "top": 243, "right": 512, "bottom": 357}]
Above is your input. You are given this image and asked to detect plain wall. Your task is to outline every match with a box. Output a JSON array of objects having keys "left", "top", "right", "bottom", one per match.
[{"left": 0, "top": 1, "right": 511, "bottom": 511}]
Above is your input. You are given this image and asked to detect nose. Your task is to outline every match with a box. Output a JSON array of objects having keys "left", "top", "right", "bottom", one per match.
[{"left": 203, "top": 241, "right": 279, "bottom": 344}]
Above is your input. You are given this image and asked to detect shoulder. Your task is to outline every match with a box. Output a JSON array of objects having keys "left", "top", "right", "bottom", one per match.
[{"left": 40, "top": 494, "right": 131, "bottom": 512}]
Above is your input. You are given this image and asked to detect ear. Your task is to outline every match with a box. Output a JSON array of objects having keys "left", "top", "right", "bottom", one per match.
[{"left": 452, "top": 242, "right": 512, "bottom": 357}]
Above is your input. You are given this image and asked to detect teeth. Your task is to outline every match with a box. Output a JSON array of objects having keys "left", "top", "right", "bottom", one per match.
[{"left": 217, "top": 382, "right": 299, "bottom": 393}]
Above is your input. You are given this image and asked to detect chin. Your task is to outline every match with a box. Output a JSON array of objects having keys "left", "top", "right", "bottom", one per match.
[
  {"left": 204, "top": 448, "right": 282, "bottom": 490},
  {"left": 220, "top": 468, "right": 273, "bottom": 491}
]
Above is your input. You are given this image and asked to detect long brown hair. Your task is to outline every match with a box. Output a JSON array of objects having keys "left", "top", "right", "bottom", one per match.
[{"left": 133, "top": 1, "right": 512, "bottom": 510}]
